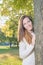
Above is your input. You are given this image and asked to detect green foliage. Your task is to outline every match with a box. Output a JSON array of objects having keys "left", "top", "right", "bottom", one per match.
[
  {"left": 0, "top": 0, "right": 34, "bottom": 46},
  {"left": 0, "top": 30, "right": 6, "bottom": 42},
  {"left": 1, "top": 0, "right": 34, "bottom": 16}
]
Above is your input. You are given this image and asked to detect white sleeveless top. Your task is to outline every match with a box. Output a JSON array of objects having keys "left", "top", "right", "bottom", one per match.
[{"left": 19, "top": 32, "right": 35, "bottom": 65}]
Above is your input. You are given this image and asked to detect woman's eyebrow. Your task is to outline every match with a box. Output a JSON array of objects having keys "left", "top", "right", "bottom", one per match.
[
  {"left": 27, "top": 20, "right": 30, "bottom": 22},
  {"left": 23, "top": 21, "right": 28, "bottom": 25},
  {"left": 23, "top": 20, "right": 30, "bottom": 25}
]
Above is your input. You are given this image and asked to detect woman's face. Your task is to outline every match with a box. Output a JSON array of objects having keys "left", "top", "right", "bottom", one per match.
[{"left": 23, "top": 17, "right": 32, "bottom": 31}]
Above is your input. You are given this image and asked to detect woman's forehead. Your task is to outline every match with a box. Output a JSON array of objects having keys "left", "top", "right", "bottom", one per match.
[{"left": 23, "top": 17, "right": 30, "bottom": 23}]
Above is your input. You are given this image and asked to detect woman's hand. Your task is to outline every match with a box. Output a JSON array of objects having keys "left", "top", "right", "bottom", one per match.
[
  {"left": 28, "top": 31, "right": 36, "bottom": 45},
  {"left": 32, "top": 33, "right": 36, "bottom": 45}
]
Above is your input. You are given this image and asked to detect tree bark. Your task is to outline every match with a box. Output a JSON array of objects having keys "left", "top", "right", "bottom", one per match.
[{"left": 34, "top": 0, "right": 43, "bottom": 65}]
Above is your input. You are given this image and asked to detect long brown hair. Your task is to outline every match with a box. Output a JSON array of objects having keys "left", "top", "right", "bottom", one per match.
[{"left": 17, "top": 15, "right": 34, "bottom": 44}]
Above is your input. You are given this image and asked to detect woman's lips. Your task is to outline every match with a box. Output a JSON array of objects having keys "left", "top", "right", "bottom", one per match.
[{"left": 29, "top": 25, "right": 31, "bottom": 27}]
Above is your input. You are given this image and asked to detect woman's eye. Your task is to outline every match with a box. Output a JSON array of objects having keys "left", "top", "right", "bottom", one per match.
[
  {"left": 23, "top": 23, "right": 27, "bottom": 25},
  {"left": 28, "top": 21, "right": 30, "bottom": 22}
]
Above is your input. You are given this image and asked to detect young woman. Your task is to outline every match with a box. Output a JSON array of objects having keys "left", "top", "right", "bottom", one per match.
[{"left": 18, "top": 15, "right": 36, "bottom": 65}]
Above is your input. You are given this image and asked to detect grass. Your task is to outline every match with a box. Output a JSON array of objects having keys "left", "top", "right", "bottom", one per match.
[{"left": 0, "top": 46, "right": 22, "bottom": 65}]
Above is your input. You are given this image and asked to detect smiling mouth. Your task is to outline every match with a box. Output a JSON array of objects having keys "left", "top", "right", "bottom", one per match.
[{"left": 29, "top": 25, "right": 31, "bottom": 27}]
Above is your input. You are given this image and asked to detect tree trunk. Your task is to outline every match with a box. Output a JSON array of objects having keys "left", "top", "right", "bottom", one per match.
[
  {"left": 10, "top": 42, "right": 12, "bottom": 48},
  {"left": 34, "top": 0, "right": 43, "bottom": 65}
]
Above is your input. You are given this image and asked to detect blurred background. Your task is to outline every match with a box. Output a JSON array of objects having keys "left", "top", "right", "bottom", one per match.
[{"left": 0, "top": 0, "right": 34, "bottom": 65}]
